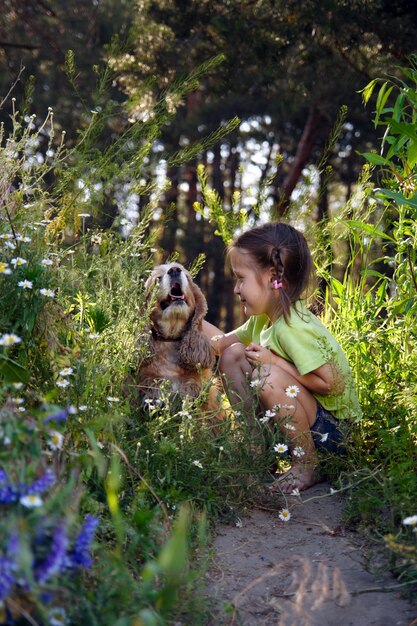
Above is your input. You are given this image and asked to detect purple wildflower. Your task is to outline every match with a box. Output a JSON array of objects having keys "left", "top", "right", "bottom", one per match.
[
  {"left": 0, "top": 468, "right": 19, "bottom": 504},
  {"left": 36, "top": 523, "right": 68, "bottom": 584},
  {"left": 69, "top": 515, "right": 99, "bottom": 569},
  {"left": 24, "top": 469, "right": 56, "bottom": 496},
  {"left": 43, "top": 408, "right": 69, "bottom": 424},
  {"left": 0, "top": 555, "right": 15, "bottom": 601},
  {"left": 6, "top": 533, "right": 19, "bottom": 560}
]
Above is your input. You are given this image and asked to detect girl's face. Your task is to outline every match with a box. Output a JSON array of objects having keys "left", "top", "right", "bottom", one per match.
[{"left": 230, "top": 248, "right": 277, "bottom": 320}]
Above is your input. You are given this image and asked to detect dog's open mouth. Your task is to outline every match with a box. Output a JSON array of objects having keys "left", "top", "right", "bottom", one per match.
[{"left": 160, "top": 282, "right": 186, "bottom": 310}]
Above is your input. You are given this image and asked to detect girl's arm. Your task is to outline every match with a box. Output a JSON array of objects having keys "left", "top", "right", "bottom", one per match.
[
  {"left": 295, "top": 363, "right": 345, "bottom": 396},
  {"left": 245, "top": 343, "right": 345, "bottom": 395},
  {"left": 202, "top": 320, "right": 242, "bottom": 356}
]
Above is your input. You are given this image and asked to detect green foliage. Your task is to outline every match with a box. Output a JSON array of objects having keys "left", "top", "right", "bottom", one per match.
[
  {"left": 304, "top": 58, "right": 417, "bottom": 588},
  {"left": 194, "top": 163, "right": 254, "bottom": 245},
  {"left": 0, "top": 55, "right": 271, "bottom": 623}
]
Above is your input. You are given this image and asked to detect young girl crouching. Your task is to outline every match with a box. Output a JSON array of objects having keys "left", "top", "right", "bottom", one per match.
[{"left": 203, "top": 221, "right": 361, "bottom": 493}]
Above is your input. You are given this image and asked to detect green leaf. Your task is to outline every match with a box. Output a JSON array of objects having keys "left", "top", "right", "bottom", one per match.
[
  {"left": 388, "top": 120, "right": 417, "bottom": 141},
  {"left": 374, "top": 189, "right": 417, "bottom": 210},
  {"left": 407, "top": 140, "right": 417, "bottom": 169},
  {"left": 393, "top": 92, "right": 406, "bottom": 122},
  {"left": 344, "top": 220, "right": 395, "bottom": 242},
  {"left": 0, "top": 354, "right": 30, "bottom": 382},
  {"left": 361, "top": 152, "right": 390, "bottom": 166},
  {"left": 375, "top": 84, "right": 394, "bottom": 126},
  {"left": 359, "top": 78, "right": 378, "bottom": 104}
]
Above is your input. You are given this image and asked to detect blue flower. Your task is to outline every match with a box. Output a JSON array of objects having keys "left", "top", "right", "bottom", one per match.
[
  {"left": 0, "top": 555, "right": 15, "bottom": 601},
  {"left": 69, "top": 515, "right": 99, "bottom": 569},
  {"left": 0, "top": 468, "right": 19, "bottom": 504},
  {"left": 25, "top": 469, "right": 56, "bottom": 495},
  {"left": 36, "top": 523, "right": 68, "bottom": 584},
  {"left": 43, "top": 408, "right": 69, "bottom": 424}
]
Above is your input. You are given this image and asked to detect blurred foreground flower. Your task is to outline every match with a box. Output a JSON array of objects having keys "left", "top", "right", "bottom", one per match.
[{"left": 0, "top": 333, "right": 22, "bottom": 346}]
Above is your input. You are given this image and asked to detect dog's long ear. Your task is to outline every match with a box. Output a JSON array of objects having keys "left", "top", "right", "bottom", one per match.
[
  {"left": 178, "top": 330, "right": 215, "bottom": 370},
  {"left": 178, "top": 278, "right": 215, "bottom": 370},
  {"left": 188, "top": 278, "right": 208, "bottom": 331}
]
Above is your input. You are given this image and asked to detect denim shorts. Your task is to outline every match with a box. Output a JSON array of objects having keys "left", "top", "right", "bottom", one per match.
[{"left": 311, "top": 403, "right": 347, "bottom": 456}]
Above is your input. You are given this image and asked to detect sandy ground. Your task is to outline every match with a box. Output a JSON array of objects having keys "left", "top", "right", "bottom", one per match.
[{"left": 205, "top": 482, "right": 417, "bottom": 626}]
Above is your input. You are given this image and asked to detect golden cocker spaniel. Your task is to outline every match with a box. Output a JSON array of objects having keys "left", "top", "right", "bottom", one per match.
[{"left": 137, "top": 262, "right": 218, "bottom": 408}]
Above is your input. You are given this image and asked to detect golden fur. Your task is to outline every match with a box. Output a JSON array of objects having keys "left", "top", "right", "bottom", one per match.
[{"left": 137, "top": 263, "right": 218, "bottom": 408}]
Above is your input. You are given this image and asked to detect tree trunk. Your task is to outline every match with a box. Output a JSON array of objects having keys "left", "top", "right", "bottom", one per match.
[
  {"left": 159, "top": 166, "right": 179, "bottom": 254},
  {"left": 273, "top": 105, "right": 322, "bottom": 217}
]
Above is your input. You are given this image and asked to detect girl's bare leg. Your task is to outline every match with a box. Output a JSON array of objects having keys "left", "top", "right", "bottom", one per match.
[
  {"left": 255, "top": 362, "right": 320, "bottom": 492},
  {"left": 219, "top": 343, "right": 254, "bottom": 415}
]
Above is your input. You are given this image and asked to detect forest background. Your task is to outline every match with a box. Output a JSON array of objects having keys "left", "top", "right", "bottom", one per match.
[
  {"left": 1, "top": 1, "right": 417, "bottom": 625},
  {"left": 3, "top": 0, "right": 417, "bottom": 326}
]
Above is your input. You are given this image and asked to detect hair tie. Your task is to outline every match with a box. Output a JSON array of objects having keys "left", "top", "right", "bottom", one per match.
[{"left": 273, "top": 280, "right": 283, "bottom": 289}]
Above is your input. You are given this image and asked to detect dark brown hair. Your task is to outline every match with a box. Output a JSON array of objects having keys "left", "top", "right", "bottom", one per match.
[{"left": 230, "top": 222, "right": 313, "bottom": 322}]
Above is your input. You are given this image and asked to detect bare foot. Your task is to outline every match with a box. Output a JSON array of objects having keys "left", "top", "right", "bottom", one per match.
[{"left": 268, "top": 464, "right": 322, "bottom": 494}]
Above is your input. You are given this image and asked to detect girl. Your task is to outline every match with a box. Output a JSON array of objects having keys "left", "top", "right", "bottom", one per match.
[{"left": 203, "top": 222, "right": 361, "bottom": 492}]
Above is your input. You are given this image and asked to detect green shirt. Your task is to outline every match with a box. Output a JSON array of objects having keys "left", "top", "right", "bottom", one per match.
[{"left": 235, "top": 302, "right": 362, "bottom": 422}]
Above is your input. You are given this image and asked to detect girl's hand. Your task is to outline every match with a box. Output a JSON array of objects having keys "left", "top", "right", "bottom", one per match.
[{"left": 245, "top": 343, "right": 273, "bottom": 367}]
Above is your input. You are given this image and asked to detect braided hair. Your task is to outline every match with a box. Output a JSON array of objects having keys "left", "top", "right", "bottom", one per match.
[{"left": 230, "top": 222, "right": 313, "bottom": 322}]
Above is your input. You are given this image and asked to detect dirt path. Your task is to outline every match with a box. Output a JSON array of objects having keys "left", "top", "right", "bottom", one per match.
[{"left": 206, "top": 483, "right": 416, "bottom": 626}]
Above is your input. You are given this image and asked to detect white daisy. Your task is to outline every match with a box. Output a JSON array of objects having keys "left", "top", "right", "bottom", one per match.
[
  {"left": 284, "top": 422, "right": 296, "bottom": 431},
  {"left": 285, "top": 385, "right": 300, "bottom": 398},
  {"left": 78, "top": 405, "right": 88, "bottom": 411},
  {"left": 0, "top": 262, "right": 12, "bottom": 274},
  {"left": 107, "top": 396, "right": 120, "bottom": 403},
  {"left": 279, "top": 508, "right": 291, "bottom": 522},
  {"left": 250, "top": 378, "right": 263, "bottom": 389},
  {"left": 47, "top": 607, "right": 67, "bottom": 626},
  {"left": 291, "top": 488, "right": 301, "bottom": 497},
  {"left": 16, "top": 235, "right": 31, "bottom": 243},
  {"left": 10, "top": 257, "right": 27, "bottom": 267},
  {"left": 4, "top": 241, "right": 16, "bottom": 249},
  {"left": 40, "top": 288, "right": 55, "bottom": 297},
  {"left": 273, "top": 442, "right": 289, "bottom": 454},
  {"left": 211, "top": 334, "right": 224, "bottom": 342},
  {"left": 56, "top": 379, "right": 70, "bottom": 388},
  {"left": 20, "top": 494, "right": 43, "bottom": 508},
  {"left": 41, "top": 258, "right": 54, "bottom": 266},
  {"left": 403, "top": 515, "right": 417, "bottom": 526},
  {"left": 12, "top": 382, "right": 24, "bottom": 389},
  {"left": 258, "top": 415, "right": 270, "bottom": 424},
  {"left": 293, "top": 446, "right": 305, "bottom": 458},
  {"left": 59, "top": 367, "right": 73, "bottom": 377},
  {"left": 88, "top": 332, "right": 100, "bottom": 339},
  {"left": 18, "top": 279, "right": 33, "bottom": 289},
  {"left": 0, "top": 333, "right": 22, "bottom": 346},
  {"left": 192, "top": 460, "right": 203, "bottom": 469},
  {"left": 320, "top": 432, "right": 329, "bottom": 442},
  {"left": 48, "top": 430, "right": 64, "bottom": 451}
]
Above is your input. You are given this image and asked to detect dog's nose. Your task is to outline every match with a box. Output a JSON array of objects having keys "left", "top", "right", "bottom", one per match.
[{"left": 168, "top": 267, "right": 182, "bottom": 279}]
